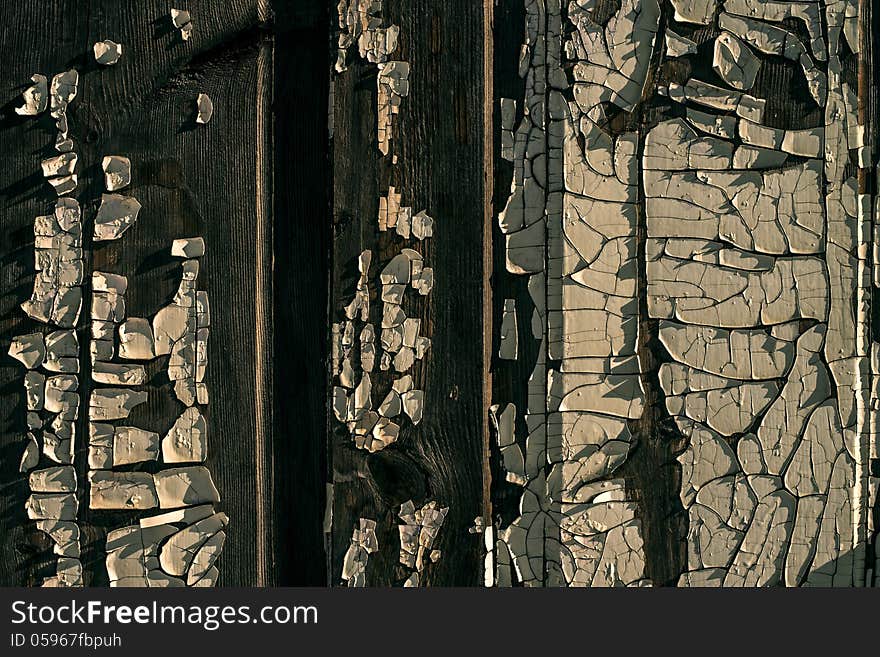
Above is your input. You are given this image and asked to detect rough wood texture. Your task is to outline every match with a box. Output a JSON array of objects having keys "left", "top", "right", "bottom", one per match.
[
  {"left": 328, "top": 0, "right": 486, "bottom": 586},
  {"left": 0, "top": 0, "right": 270, "bottom": 586},
  {"left": 2, "top": 0, "right": 879, "bottom": 588}
]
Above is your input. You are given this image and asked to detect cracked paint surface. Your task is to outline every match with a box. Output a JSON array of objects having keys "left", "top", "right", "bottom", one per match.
[
  {"left": 489, "top": 0, "right": 660, "bottom": 587},
  {"left": 490, "top": 0, "right": 875, "bottom": 587},
  {"left": 647, "top": 0, "right": 871, "bottom": 586},
  {"left": 10, "top": 47, "right": 224, "bottom": 587},
  {"left": 12, "top": 69, "right": 84, "bottom": 586},
  {"left": 90, "top": 244, "right": 221, "bottom": 586}
]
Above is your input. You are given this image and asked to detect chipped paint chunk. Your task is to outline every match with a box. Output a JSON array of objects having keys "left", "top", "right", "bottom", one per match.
[
  {"left": 195, "top": 93, "right": 213, "bottom": 124},
  {"left": 16, "top": 74, "right": 48, "bottom": 115},
  {"left": 93, "top": 193, "right": 141, "bottom": 241},
  {"left": 171, "top": 9, "right": 193, "bottom": 41},
  {"left": 93, "top": 40, "right": 123, "bottom": 65},
  {"left": 341, "top": 518, "right": 378, "bottom": 586},
  {"left": 101, "top": 156, "right": 131, "bottom": 191}
]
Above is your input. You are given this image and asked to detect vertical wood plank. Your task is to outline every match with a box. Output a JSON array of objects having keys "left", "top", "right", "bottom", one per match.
[
  {"left": 328, "top": 0, "right": 487, "bottom": 586},
  {"left": 0, "top": 0, "right": 271, "bottom": 586}
]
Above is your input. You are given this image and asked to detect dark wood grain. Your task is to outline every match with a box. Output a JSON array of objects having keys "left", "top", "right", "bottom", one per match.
[
  {"left": 269, "top": 0, "right": 331, "bottom": 586},
  {"left": 0, "top": 0, "right": 270, "bottom": 586},
  {"left": 329, "top": 0, "right": 487, "bottom": 586},
  {"left": 4, "top": 0, "right": 869, "bottom": 589}
]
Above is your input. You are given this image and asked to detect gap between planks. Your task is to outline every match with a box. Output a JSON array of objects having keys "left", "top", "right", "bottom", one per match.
[
  {"left": 254, "top": 40, "right": 274, "bottom": 587},
  {"left": 482, "top": 0, "right": 495, "bottom": 542}
]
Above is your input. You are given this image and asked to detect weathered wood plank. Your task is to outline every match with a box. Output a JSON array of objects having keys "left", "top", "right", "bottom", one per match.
[
  {"left": 329, "top": 0, "right": 487, "bottom": 586},
  {"left": 2, "top": 0, "right": 878, "bottom": 590},
  {"left": 0, "top": 0, "right": 270, "bottom": 586}
]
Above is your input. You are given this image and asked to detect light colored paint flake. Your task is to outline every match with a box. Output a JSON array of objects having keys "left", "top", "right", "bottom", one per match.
[
  {"left": 91, "top": 361, "right": 147, "bottom": 386},
  {"left": 93, "top": 40, "right": 123, "bottom": 65},
  {"left": 159, "top": 512, "right": 228, "bottom": 577},
  {"left": 713, "top": 32, "right": 760, "bottom": 91},
  {"left": 499, "top": 298, "right": 518, "bottom": 360},
  {"left": 113, "top": 426, "right": 160, "bottom": 465},
  {"left": 376, "top": 61, "right": 409, "bottom": 156},
  {"left": 335, "top": 0, "right": 399, "bottom": 72},
  {"left": 49, "top": 69, "right": 78, "bottom": 118},
  {"left": 20, "top": 434, "right": 40, "bottom": 473},
  {"left": 93, "top": 193, "right": 141, "bottom": 241},
  {"left": 398, "top": 500, "right": 448, "bottom": 575},
  {"left": 89, "top": 388, "right": 148, "bottom": 421},
  {"left": 196, "top": 94, "right": 213, "bottom": 124},
  {"left": 153, "top": 466, "right": 221, "bottom": 508},
  {"left": 118, "top": 318, "right": 155, "bottom": 360},
  {"left": 8, "top": 333, "right": 46, "bottom": 369},
  {"left": 162, "top": 407, "right": 208, "bottom": 463},
  {"left": 29, "top": 466, "right": 77, "bottom": 493},
  {"left": 665, "top": 30, "right": 698, "bottom": 58},
  {"left": 16, "top": 74, "right": 48, "bottom": 115},
  {"left": 171, "top": 237, "right": 206, "bottom": 258},
  {"left": 42, "top": 557, "right": 82, "bottom": 587},
  {"left": 171, "top": 9, "right": 193, "bottom": 41},
  {"left": 670, "top": 0, "right": 716, "bottom": 25},
  {"left": 341, "top": 518, "right": 379, "bottom": 586},
  {"left": 89, "top": 471, "right": 158, "bottom": 510},
  {"left": 101, "top": 155, "right": 131, "bottom": 191}
]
